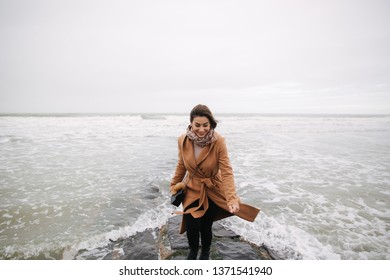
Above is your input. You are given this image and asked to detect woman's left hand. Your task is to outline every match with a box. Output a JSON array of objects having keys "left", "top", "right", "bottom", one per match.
[{"left": 229, "top": 203, "right": 240, "bottom": 214}]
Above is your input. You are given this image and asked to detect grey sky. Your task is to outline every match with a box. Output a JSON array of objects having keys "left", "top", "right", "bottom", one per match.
[{"left": 0, "top": 0, "right": 389, "bottom": 114}]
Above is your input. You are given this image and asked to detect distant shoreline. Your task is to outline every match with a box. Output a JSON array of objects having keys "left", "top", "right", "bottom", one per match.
[{"left": 1, "top": 113, "right": 389, "bottom": 118}]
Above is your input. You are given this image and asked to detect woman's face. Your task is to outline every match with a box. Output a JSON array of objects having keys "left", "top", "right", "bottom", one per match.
[{"left": 191, "top": 116, "right": 210, "bottom": 138}]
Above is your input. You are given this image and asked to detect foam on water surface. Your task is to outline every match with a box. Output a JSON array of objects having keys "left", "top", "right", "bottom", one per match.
[{"left": 1, "top": 114, "right": 389, "bottom": 259}]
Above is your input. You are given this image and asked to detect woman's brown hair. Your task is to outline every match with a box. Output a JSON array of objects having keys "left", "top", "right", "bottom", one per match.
[{"left": 190, "top": 104, "right": 218, "bottom": 129}]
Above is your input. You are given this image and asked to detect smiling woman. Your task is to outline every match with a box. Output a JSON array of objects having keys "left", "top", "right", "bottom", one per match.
[
  {"left": 186, "top": 105, "right": 217, "bottom": 147},
  {"left": 169, "top": 104, "right": 260, "bottom": 260},
  {"left": 192, "top": 116, "right": 210, "bottom": 138}
]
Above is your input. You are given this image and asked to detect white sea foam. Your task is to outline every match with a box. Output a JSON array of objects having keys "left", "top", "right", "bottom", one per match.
[
  {"left": 1, "top": 114, "right": 389, "bottom": 259},
  {"left": 66, "top": 202, "right": 175, "bottom": 260}
]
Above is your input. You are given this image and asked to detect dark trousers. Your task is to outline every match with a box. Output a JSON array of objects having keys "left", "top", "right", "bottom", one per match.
[{"left": 184, "top": 198, "right": 218, "bottom": 251}]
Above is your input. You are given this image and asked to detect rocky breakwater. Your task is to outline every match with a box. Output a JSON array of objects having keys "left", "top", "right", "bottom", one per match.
[{"left": 73, "top": 215, "right": 280, "bottom": 260}]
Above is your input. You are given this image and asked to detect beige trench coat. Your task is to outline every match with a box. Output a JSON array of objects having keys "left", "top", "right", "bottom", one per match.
[{"left": 170, "top": 132, "right": 260, "bottom": 234}]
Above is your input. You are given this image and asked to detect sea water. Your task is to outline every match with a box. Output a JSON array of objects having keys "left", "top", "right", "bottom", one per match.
[{"left": 0, "top": 114, "right": 389, "bottom": 259}]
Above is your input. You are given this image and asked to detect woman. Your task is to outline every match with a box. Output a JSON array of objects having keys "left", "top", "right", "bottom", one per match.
[{"left": 170, "top": 104, "right": 260, "bottom": 260}]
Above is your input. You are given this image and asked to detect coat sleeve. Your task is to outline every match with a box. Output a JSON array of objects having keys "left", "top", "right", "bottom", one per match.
[
  {"left": 170, "top": 136, "right": 187, "bottom": 188},
  {"left": 218, "top": 137, "right": 240, "bottom": 205}
]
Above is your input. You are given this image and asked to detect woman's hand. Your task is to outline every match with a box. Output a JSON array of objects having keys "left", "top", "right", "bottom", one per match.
[
  {"left": 228, "top": 203, "right": 240, "bottom": 214},
  {"left": 170, "top": 182, "right": 185, "bottom": 195}
]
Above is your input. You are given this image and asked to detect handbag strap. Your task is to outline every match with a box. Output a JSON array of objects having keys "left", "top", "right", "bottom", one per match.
[{"left": 184, "top": 164, "right": 200, "bottom": 186}]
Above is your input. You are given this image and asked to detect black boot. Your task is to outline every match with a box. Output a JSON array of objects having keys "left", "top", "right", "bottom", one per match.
[
  {"left": 186, "top": 248, "right": 198, "bottom": 260},
  {"left": 198, "top": 247, "right": 210, "bottom": 260}
]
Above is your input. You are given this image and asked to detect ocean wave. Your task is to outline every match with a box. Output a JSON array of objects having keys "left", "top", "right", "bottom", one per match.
[
  {"left": 1, "top": 114, "right": 389, "bottom": 260},
  {"left": 220, "top": 213, "right": 341, "bottom": 260},
  {"left": 0, "top": 201, "right": 175, "bottom": 260},
  {"left": 140, "top": 114, "right": 167, "bottom": 120}
]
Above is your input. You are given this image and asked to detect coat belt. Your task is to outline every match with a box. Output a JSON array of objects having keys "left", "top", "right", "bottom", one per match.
[
  {"left": 174, "top": 176, "right": 215, "bottom": 217},
  {"left": 199, "top": 177, "right": 214, "bottom": 188}
]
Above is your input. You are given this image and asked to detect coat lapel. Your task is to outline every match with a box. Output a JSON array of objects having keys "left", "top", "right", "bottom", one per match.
[
  {"left": 181, "top": 132, "right": 218, "bottom": 169},
  {"left": 182, "top": 136, "right": 197, "bottom": 171}
]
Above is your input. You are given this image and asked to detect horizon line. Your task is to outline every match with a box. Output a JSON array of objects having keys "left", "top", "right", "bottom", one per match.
[{"left": 1, "top": 112, "right": 389, "bottom": 116}]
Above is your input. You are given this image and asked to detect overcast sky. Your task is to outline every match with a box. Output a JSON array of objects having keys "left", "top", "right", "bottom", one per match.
[{"left": 0, "top": 0, "right": 389, "bottom": 114}]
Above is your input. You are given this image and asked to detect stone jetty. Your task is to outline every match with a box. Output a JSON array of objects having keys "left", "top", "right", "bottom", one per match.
[{"left": 73, "top": 215, "right": 280, "bottom": 260}]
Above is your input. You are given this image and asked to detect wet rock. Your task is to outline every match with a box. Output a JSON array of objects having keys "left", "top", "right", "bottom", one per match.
[
  {"left": 74, "top": 228, "right": 159, "bottom": 260},
  {"left": 104, "top": 228, "right": 159, "bottom": 260},
  {"left": 75, "top": 248, "right": 111, "bottom": 260},
  {"left": 122, "top": 229, "right": 158, "bottom": 260},
  {"left": 163, "top": 215, "right": 277, "bottom": 260},
  {"left": 213, "top": 222, "right": 240, "bottom": 238},
  {"left": 142, "top": 194, "right": 159, "bottom": 200},
  {"left": 102, "top": 248, "right": 124, "bottom": 260},
  {"left": 215, "top": 240, "right": 259, "bottom": 260},
  {"left": 76, "top": 215, "right": 279, "bottom": 260},
  {"left": 167, "top": 215, "right": 189, "bottom": 250},
  {"left": 149, "top": 186, "right": 160, "bottom": 193}
]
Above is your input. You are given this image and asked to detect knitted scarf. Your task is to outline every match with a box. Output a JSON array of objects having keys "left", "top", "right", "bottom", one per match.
[{"left": 186, "top": 125, "right": 216, "bottom": 148}]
